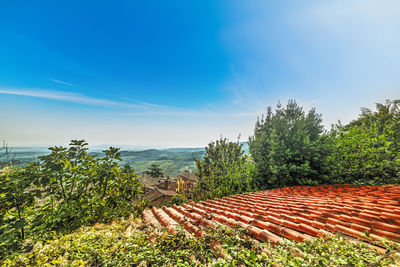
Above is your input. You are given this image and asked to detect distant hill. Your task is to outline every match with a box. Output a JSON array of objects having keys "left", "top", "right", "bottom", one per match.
[
  {"left": 6, "top": 142, "right": 248, "bottom": 176},
  {"left": 1, "top": 147, "right": 49, "bottom": 164},
  {"left": 119, "top": 148, "right": 205, "bottom": 176},
  {"left": 5, "top": 146, "right": 206, "bottom": 176}
]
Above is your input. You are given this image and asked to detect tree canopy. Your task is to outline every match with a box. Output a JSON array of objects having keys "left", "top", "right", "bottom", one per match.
[
  {"left": 144, "top": 164, "right": 164, "bottom": 178},
  {"left": 331, "top": 100, "right": 400, "bottom": 185},
  {"left": 249, "top": 100, "right": 332, "bottom": 188},
  {"left": 193, "top": 137, "right": 255, "bottom": 200}
]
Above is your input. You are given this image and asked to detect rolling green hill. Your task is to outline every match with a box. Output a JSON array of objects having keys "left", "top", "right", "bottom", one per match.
[
  {"left": 5, "top": 142, "right": 250, "bottom": 176},
  {"left": 119, "top": 148, "right": 205, "bottom": 176},
  {"left": 5, "top": 146, "right": 206, "bottom": 177}
]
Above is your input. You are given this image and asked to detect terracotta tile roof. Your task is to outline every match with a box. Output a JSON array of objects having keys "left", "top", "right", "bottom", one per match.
[
  {"left": 142, "top": 185, "right": 400, "bottom": 247},
  {"left": 156, "top": 188, "right": 177, "bottom": 197},
  {"left": 143, "top": 187, "right": 177, "bottom": 202}
]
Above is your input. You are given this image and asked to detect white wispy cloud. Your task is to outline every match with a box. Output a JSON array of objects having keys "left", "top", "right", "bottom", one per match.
[
  {"left": 49, "top": 78, "right": 74, "bottom": 87},
  {"left": 0, "top": 87, "right": 263, "bottom": 118},
  {"left": 121, "top": 111, "right": 259, "bottom": 118},
  {"left": 0, "top": 88, "right": 146, "bottom": 109},
  {"left": 119, "top": 96, "right": 164, "bottom": 108}
]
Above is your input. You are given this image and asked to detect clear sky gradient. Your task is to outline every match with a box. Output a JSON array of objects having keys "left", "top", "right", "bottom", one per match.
[{"left": 1, "top": 1, "right": 399, "bottom": 147}]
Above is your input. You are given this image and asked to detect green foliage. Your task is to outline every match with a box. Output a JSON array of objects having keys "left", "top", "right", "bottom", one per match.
[
  {"left": 145, "top": 163, "right": 164, "bottom": 178},
  {"left": 121, "top": 148, "right": 205, "bottom": 176},
  {"left": 0, "top": 140, "right": 144, "bottom": 258},
  {"left": 331, "top": 100, "right": 400, "bottom": 185},
  {"left": 164, "top": 194, "right": 189, "bottom": 207},
  {"left": 0, "top": 167, "right": 39, "bottom": 257},
  {"left": 249, "top": 100, "right": 333, "bottom": 189},
  {"left": 193, "top": 137, "right": 255, "bottom": 200},
  {"left": 4, "top": 219, "right": 399, "bottom": 266},
  {"left": 33, "top": 140, "right": 143, "bottom": 235}
]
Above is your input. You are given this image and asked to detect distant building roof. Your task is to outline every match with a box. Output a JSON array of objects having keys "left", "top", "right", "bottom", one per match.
[
  {"left": 143, "top": 187, "right": 177, "bottom": 203},
  {"left": 157, "top": 188, "right": 177, "bottom": 197}
]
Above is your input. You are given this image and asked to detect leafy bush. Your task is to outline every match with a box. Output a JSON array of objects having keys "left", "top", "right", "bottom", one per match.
[
  {"left": 32, "top": 140, "right": 143, "bottom": 234},
  {"left": 331, "top": 100, "right": 400, "bottom": 185},
  {"left": 164, "top": 194, "right": 189, "bottom": 207},
  {"left": 3, "top": 219, "right": 399, "bottom": 266},
  {"left": 0, "top": 166, "right": 39, "bottom": 257},
  {"left": 193, "top": 137, "right": 256, "bottom": 200},
  {"left": 0, "top": 140, "right": 144, "bottom": 258}
]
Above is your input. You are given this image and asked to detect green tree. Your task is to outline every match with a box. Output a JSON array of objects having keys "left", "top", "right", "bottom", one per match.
[
  {"left": 331, "top": 100, "right": 400, "bottom": 184},
  {"left": 249, "top": 100, "right": 332, "bottom": 188},
  {"left": 145, "top": 164, "right": 164, "bottom": 178},
  {"left": 193, "top": 137, "right": 255, "bottom": 200}
]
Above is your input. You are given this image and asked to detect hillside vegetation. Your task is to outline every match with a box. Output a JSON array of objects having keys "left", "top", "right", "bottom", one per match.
[
  {"left": 120, "top": 148, "right": 205, "bottom": 176},
  {"left": 5, "top": 147, "right": 205, "bottom": 177}
]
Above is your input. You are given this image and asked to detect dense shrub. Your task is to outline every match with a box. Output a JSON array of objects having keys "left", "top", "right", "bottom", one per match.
[
  {"left": 249, "top": 100, "right": 332, "bottom": 189},
  {"left": 193, "top": 138, "right": 256, "bottom": 200},
  {"left": 165, "top": 194, "right": 189, "bottom": 207},
  {"left": 331, "top": 100, "right": 400, "bottom": 185},
  {"left": 32, "top": 141, "right": 143, "bottom": 233},
  {"left": 0, "top": 166, "right": 39, "bottom": 257},
  {"left": 0, "top": 140, "right": 144, "bottom": 258}
]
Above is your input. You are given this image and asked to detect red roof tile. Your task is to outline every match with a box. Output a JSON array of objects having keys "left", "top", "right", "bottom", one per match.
[{"left": 142, "top": 185, "right": 400, "bottom": 247}]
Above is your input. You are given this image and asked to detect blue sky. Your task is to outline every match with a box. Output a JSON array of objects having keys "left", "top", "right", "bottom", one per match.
[{"left": 1, "top": 0, "right": 399, "bottom": 147}]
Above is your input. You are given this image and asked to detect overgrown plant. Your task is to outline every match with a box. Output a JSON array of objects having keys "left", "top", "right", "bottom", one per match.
[
  {"left": 0, "top": 167, "right": 39, "bottom": 258},
  {"left": 193, "top": 137, "right": 256, "bottom": 200},
  {"left": 331, "top": 100, "right": 400, "bottom": 185},
  {"left": 34, "top": 140, "right": 143, "bottom": 234},
  {"left": 4, "top": 219, "right": 399, "bottom": 266},
  {"left": 0, "top": 140, "right": 144, "bottom": 258},
  {"left": 249, "top": 100, "right": 333, "bottom": 189},
  {"left": 164, "top": 194, "right": 189, "bottom": 207}
]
